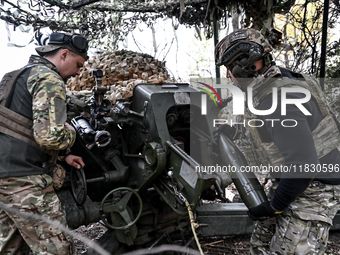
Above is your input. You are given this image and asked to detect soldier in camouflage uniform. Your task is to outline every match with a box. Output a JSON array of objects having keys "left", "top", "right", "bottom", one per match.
[
  {"left": 215, "top": 28, "right": 340, "bottom": 254},
  {"left": 0, "top": 32, "right": 88, "bottom": 254}
]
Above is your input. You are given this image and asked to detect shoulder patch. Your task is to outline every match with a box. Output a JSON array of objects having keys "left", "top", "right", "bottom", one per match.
[{"left": 230, "top": 30, "right": 248, "bottom": 43}]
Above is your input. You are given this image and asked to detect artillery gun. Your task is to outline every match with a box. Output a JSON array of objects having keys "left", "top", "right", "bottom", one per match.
[{"left": 59, "top": 68, "right": 340, "bottom": 254}]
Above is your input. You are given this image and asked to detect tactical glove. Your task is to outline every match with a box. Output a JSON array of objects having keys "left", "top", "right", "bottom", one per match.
[{"left": 247, "top": 201, "right": 283, "bottom": 221}]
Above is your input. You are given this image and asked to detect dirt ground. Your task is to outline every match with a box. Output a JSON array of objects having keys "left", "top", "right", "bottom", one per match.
[
  {"left": 73, "top": 180, "right": 340, "bottom": 254},
  {"left": 200, "top": 231, "right": 340, "bottom": 254},
  {"left": 72, "top": 181, "right": 340, "bottom": 254},
  {"left": 73, "top": 222, "right": 340, "bottom": 254}
]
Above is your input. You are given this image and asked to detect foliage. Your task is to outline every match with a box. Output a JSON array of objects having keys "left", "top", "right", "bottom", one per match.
[
  {"left": 323, "top": 39, "right": 340, "bottom": 118},
  {"left": 186, "top": 31, "right": 216, "bottom": 78},
  {"left": 267, "top": 0, "right": 340, "bottom": 117},
  {"left": 326, "top": 40, "right": 340, "bottom": 78},
  {"left": 273, "top": 0, "right": 340, "bottom": 75}
]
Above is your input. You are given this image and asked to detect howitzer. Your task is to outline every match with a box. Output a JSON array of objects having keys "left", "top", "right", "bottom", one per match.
[{"left": 59, "top": 74, "right": 340, "bottom": 254}]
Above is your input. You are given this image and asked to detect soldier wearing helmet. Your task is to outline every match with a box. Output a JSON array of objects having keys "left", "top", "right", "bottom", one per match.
[
  {"left": 215, "top": 28, "right": 275, "bottom": 90},
  {"left": 215, "top": 28, "right": 340, "bottom": 254},
  {"left": 0, "top": 32, "right": 87, "bottom": 254}
]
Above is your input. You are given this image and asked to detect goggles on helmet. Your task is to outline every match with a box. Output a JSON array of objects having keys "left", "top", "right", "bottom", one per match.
[
  {"left": 218, "top": 41, "right": 263, "bottom": 67},
  {"left": 49, "top": 32, "right": 88, "bottom": 54}
]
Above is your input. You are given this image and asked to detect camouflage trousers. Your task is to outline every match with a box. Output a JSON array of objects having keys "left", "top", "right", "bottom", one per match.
[
  {"left": 250, "top": 181, "right": 340, "bottom": 255},
  {"left": 0, "top": 174, "right": 76, "bottom": 255}
]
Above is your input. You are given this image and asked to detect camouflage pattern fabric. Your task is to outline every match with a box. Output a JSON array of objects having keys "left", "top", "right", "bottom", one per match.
[
  {"left": 27, "top": 56, "right": 76, "bottom": 151},
  {"left": 250, "top": 181, "right": 340, "bottom": 255},
  {"left": 0, "top": 174, "right": 76, "bottom": 255},
  {"left": 241, "top": 65, "right": 340, "bottom": 170},
  {"left": 217, "top": 106, "right": 232, "bottom": 120},
  {"left": 0, "top": 55, "right": 76, "bottom": 179},
  {"left": 215, "top": 28, "right": 273, "bottom": 66},
  {"left": 48, "top": 164, "right": 66, "bottom": 190}
]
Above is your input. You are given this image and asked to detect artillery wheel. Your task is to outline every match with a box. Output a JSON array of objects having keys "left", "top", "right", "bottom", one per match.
[
  {"left": 70, "top": 167, "right": 87, "bottom": 205},
  {"left": 100, "top": 187, "right": 142, "bottom": 230}
]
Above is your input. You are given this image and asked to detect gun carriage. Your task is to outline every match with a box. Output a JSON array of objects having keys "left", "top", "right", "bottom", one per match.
[{"left": 57, "top": 69, "right": 340, "bottom": 254}]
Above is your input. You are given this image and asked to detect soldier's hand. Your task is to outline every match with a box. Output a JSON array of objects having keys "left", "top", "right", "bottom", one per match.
[
  {"left": 65, "top": 122, "right": 75, "bottom": 132},
  {"left": 247, "top": 201, "right": 283, "bottom": 221},
  {"left": 65, "top": 154, "right": 85, "bottom": 169}
]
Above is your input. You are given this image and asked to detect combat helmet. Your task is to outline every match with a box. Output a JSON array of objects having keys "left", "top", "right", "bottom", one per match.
[{"left": 215, "top": 28, "right": 273, "bottom": 78}]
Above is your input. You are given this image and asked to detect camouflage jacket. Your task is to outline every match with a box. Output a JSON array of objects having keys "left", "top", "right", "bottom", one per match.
[
  {"left": 0, "top": 55, "right": 75, "bottom": 178},
  {"left": 240, "top": 65, "right": 340, "bottom": 176}
]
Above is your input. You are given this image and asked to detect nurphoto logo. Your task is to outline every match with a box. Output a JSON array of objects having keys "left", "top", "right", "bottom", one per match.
[{"left": 194, "top": 79, "right": 311, "bottom": 128}]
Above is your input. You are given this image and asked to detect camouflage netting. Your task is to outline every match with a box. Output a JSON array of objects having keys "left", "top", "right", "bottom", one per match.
[
  {"left": 2, "top": 0, "right": 296, "bottom": 49},
  {"left": 66, "top": 49, "right": 175, "bottom": 106}
]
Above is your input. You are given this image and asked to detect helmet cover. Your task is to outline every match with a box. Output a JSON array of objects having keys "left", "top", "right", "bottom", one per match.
[{"left": 215, "top": 28, "right": 273, "bottom": 67}]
